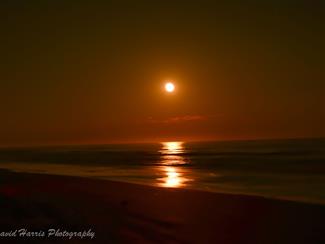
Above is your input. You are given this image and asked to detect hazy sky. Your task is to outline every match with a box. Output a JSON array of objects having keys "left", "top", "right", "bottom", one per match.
[{"left": 0, "top": 1, "right": 324, "bottom": 146}]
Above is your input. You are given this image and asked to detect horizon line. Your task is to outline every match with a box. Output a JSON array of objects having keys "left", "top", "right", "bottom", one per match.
[{"left": 0, "top": 136, "right": 324, "bottom": 149}]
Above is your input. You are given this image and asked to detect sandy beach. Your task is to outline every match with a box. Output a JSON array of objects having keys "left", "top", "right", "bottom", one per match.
[{"left": 0, "top": 169, "right": 324, "bottom": 243}]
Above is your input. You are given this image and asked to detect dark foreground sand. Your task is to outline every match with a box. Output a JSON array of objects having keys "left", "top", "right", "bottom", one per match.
[{"left": 0, "top": 169, "right": 324, "bottom": 244}]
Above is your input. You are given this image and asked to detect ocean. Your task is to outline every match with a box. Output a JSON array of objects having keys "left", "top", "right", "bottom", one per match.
[{"left": 0, "top": 138, "right": 324, "bottom": 204}]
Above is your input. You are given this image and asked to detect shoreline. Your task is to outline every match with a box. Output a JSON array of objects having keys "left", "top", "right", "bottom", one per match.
[
  {"left": 0, "top": 165, "right": 324, "bottom": 206},
  {"left": 0, "top": 169, "right": 324, "bottom": 243}
]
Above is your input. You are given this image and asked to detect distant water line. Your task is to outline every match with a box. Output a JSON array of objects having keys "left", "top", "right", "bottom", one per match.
[{"left": 0, "top": 138, "right": 324, "bottom": 204}]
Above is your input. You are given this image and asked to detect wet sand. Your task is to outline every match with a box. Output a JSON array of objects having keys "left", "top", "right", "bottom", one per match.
[{"left": 0, "top": 169, "right": 324, "bottom": 243}]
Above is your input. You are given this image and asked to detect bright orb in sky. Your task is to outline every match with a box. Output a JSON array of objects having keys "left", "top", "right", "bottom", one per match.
[{"left": 165, "top": 82, "right": 175, "bottom": 93}]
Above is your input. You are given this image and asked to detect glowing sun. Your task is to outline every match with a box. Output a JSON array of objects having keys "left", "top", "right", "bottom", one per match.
[{"left": 165, "top": 82, "right": 175, "bottom": 93}]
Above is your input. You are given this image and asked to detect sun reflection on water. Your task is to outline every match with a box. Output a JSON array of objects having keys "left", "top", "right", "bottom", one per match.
[
  {"left": 162, "top": 166, "right": 181, "bottom": 187},
  {"left": 157, "top": 142, "right": 192, "bottom": 188},
  {"left": 159, "top": 142, "right": 186, "bottom": 166},
  {"left": 160, "top": 142, "right": 184, "bottom": 154}
]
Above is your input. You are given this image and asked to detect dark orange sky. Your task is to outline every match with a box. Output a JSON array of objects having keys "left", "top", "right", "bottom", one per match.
[{"left": 0, "top": 1, "right": 324, "bottom": 146}]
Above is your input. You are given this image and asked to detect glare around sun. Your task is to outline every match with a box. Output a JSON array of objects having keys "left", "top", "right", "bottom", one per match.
[{"left": 165, "top": 82, "right": 175, "bottom": 93}]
